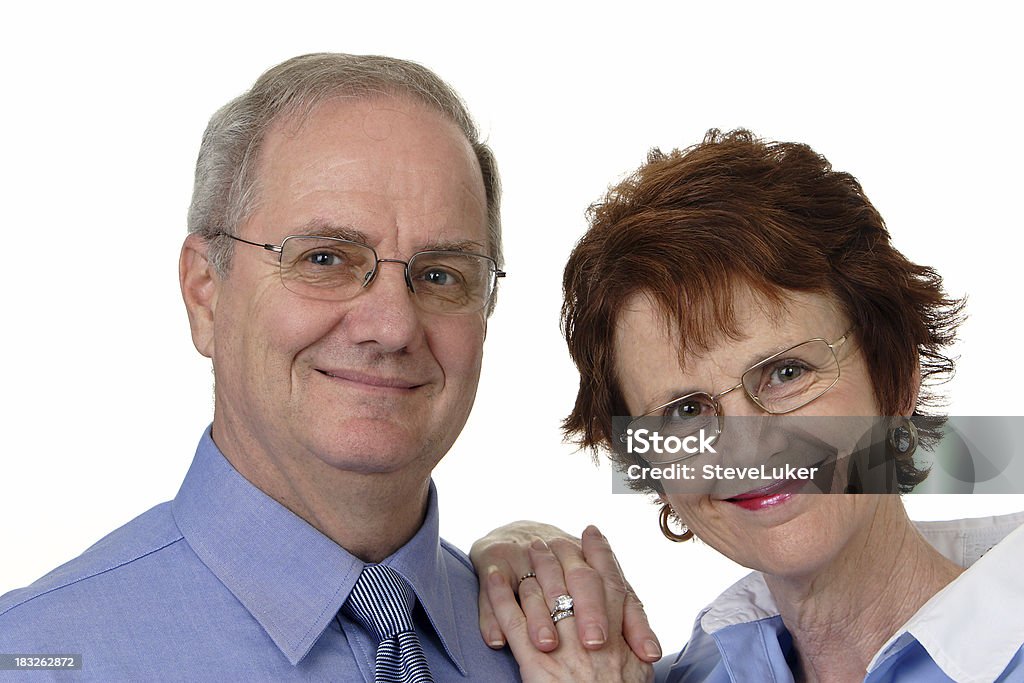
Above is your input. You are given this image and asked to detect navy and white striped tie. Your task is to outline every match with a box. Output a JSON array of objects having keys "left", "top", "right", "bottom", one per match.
[{"left": 344, "top": 564, "right": 435, "bottom": 683}]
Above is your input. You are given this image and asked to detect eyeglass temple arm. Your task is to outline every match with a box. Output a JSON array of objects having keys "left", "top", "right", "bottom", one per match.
[
  {"left": 218, "top": 232, "right": 283, "bottom": 254},
  {"left": 832, "top": 327, "right": 855, "bottom": 349}
]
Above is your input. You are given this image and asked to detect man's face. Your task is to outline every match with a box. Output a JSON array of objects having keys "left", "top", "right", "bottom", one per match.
[{"left": 194, "top": 95, "right": 489, "bottom": 479}]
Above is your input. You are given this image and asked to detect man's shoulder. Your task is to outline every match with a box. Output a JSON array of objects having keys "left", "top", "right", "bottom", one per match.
[
  {"left": 0, "top": 501, "right": 188, "bottom": 634},
  {"left": 435, "top": 536, "right": 485, "bottom": 608},
  {"left": 438, "top": 536, "right": 475, "bottom": 574}
]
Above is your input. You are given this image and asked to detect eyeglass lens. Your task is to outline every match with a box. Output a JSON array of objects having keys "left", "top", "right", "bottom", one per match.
[
  {"left": 278, "top": 236, "right": 495, "bottom": 313},
  {"left": 741, "top": 339, "right": 840, "bottom": 413},
  {"left": 629, "top": 339, "right": 841, "bottom": 464}
]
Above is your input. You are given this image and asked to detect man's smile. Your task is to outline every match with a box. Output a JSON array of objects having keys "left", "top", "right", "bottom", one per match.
[{"left": 315, "top": 368, "right": 428, "bottom": 391}]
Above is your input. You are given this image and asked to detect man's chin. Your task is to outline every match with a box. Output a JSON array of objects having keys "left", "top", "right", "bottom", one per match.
[
  {"left": 301, "top": 423, "right": 443, "bottom": 476},
  {"left": 309, "top": 450, "right": 421, "bottom": 476}
]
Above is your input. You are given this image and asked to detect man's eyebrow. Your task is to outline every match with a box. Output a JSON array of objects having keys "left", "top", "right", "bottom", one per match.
[
  {"left": 425, "top": 239, "right": 486, "bottom": 253},
  {"left": 297, "top": 222, "right": 371, "bottom": 244},
  {"left": 292, "top": 222, "right": 486, "bottom": 254}
]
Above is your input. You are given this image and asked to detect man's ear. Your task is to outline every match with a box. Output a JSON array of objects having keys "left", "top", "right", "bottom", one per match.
[{"left": 179, "top": 233, "right": 220, "bottom": 359}]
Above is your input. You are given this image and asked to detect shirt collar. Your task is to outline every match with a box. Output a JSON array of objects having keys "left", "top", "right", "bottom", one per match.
[
  {"left": 867, "top": 512, "right": 1024, "bottom": 681},
  {"left": 381, "top": 482, "right": 467, "bottom": 674},
  {"left": 171, "top": 428, "right": 465, "bottom": 672},
  {"left": 698, "top": 571, "right": 779, "bottom": 636},
  {"left": 700, "top": 511, "right": 1024, "bottom": 640}
]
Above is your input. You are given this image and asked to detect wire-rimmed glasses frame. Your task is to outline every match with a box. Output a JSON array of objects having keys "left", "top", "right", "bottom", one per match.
[
  {"left": 219, "top": 232, "right": 506, "bottom": 315},
  {"left": 620, "top": 330, "right": 853, "bottom": 457}
]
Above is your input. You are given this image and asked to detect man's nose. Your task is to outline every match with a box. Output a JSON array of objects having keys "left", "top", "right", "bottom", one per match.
[{"left": 344, "top": 260, "right": 425, "bottom": 353}]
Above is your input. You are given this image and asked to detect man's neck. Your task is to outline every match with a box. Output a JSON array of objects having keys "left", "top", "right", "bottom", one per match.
[{"left": 210, "top": 419, "right": 433, "bottom": 563}]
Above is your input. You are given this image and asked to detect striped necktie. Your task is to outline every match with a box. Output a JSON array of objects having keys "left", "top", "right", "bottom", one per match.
[{"left": 343, "top": 564, "right": 435, "bottom": 683}]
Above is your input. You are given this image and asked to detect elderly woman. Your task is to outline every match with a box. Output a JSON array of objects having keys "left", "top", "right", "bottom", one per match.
[{"left": 477, "top": 130, "right": 1024, "bottom": 682}]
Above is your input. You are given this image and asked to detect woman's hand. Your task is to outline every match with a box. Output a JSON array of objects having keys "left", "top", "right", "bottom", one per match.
[
  {"left": 471, "top": 521, "right": 661, "bottom": 661},
  {"left": 483, "top": 526, "right": 654, "bottom": 682}
]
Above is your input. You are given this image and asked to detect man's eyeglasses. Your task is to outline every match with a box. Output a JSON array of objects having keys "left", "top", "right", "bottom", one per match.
[
  {"left": 621, "top": 331, "right": 853, "bottom": 464},
  {"left": 220, "top": 233, "right": 505, "bottom": 315}
]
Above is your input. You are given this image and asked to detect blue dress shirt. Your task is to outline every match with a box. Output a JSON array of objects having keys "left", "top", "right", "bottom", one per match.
[
  {"left": 655, "top": 512, "right": 1024, "bottom": 683},
  {"left": 0, "top": 429, "right": 520, "bottom": 682}
]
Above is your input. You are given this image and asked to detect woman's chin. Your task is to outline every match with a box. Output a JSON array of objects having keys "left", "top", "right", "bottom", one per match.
[{"left": 696, "top": 493, "right": 862, "bottom": 579}]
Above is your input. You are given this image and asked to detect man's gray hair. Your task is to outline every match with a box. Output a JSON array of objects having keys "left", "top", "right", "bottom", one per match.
[{"left": 187, "top": 53, "right": 502, "bottom": 276}]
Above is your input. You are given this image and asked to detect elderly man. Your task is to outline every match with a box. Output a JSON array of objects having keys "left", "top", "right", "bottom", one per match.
[
  {"left": 0, "top": 53, "right": 659, "bottom": 682},
  {"left": 0, "top": 53, "right": 520, "bottom": 681}
]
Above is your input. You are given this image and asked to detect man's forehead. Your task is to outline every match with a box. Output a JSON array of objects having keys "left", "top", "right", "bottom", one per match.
[
  {"left": 247, "top": 94, "right": 488, "bottom": 246},
  {"left": 269, "top": 92, "right": 423, "bottom": 137}
]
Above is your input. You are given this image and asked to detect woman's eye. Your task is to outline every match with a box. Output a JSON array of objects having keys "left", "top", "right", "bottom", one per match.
[
  {"left": 667, "top": 400, "right": 708, "bottom": 419},
  {"left": 768, "top": 362, "right": 806, "bottom": 385}
]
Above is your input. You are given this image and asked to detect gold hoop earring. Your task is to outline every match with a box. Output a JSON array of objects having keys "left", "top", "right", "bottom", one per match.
[
  {"left": 659, "top": 504, "right": 693, "bottom": 542},
  {"left": 887, "top": 417, "right": 919, "bottom": 459}
]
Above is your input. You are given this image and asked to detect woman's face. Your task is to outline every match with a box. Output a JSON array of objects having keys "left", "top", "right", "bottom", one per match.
[{"left": 614, "top": 289, "right": 894, "bottom": 578}]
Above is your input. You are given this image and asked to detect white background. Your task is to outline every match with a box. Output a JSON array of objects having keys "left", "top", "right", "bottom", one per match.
[{"left": 1, "top": 1, "right": 1022, "bottom": 651}]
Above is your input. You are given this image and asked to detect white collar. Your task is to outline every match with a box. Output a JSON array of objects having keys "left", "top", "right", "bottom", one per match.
[
  {"left": 868, "top": 512, "right": 1024, "bottom": 682},
  {"left": 698, "top": 511, "right": 1024, "bottom": 681}
]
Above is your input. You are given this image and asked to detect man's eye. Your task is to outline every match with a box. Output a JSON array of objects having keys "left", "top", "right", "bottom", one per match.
[
  {"left": 420, "top": 268, "right": 462, "bottom": 287},
  {"left": 307, "top": 251, "right": 344, "bottom": 267}
]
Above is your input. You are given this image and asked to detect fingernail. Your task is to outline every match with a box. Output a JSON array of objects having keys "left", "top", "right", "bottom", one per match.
[
  {"left": 584, "top": 624, "right": 606, "bottom": 646},
  {"left": 488, "top": 631, "right": 505, "bottom": 648},
  {"left": 644, "top": 639, "right": 662, "bottom": 659},
  {"left": 584, "top": 525, "right": 605, "bottom": 539},
  {"left": 531, "top": 539, "right": 547, "bottom": 552},
  {"left": 539, "top": 626, "right": 556, "bottom": 646}
]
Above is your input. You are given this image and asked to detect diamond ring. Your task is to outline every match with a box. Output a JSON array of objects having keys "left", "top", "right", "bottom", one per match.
[
  {"left": 552, "top": 608, "right": 575, "bottom": 623},
  {"left": 550, "top": 594, "right": 574, "bottom": 622}
]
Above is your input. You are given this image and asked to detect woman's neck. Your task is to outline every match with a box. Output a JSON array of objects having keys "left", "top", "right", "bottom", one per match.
[{"left": 763, "top": 498, "right": 964, "bottom": 683}]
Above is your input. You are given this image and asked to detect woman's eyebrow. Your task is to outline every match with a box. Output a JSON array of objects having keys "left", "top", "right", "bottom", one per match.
[
  {"left": 740, "top": 340, "right": 808, "bottom": 369},
  {"left": 743, "top": 329, "right": 848, "bottom": 369},
  {"left": 645, "top": 388, "right": 703, "bottom": 413},
  {"left": 741, "top": 347, "right": 783, "bottom": 370}
]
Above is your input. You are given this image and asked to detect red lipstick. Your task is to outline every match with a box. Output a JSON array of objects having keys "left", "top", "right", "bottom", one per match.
[{"left": 725, "top": 477, "right": 807, "bottom": 511}]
